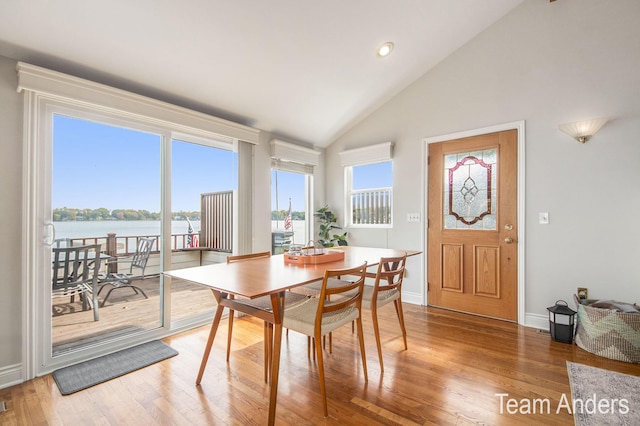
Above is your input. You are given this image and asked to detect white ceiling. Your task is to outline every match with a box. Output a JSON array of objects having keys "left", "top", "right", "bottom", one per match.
[{"left": 0, "top": 0, "right": 524, "bottom": 147}]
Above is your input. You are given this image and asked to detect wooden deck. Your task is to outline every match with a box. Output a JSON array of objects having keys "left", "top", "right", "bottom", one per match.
[
  {"left": 4, "top": 305, "right": 640, "bottom": 424},
  {"left": 52, "top": 276, "right": 216, "bottom": 354}
]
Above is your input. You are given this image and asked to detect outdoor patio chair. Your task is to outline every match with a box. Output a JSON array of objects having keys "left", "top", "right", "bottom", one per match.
[
  {"left": 52, "top": 243, "right": 103, "bottom": 321},
  {"left": 97, "top": 237, "right": 155, "bottom": 307}
]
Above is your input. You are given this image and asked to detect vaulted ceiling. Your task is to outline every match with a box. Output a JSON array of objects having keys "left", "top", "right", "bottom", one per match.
[{"left": 0, "top": 0, "right": 524, "bottom": 147}]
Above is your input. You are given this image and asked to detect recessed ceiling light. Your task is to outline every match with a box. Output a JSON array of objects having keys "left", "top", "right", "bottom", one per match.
[{"left": 377, "top": 42, "right": 394, "bottom": 58}]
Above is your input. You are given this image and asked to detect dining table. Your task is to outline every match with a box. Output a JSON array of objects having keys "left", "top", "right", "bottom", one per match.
[{"left": 163, "top": 245, "right": 421, "bottom": 425}]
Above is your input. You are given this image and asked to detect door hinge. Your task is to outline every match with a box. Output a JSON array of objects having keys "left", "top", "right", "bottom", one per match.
[{"left": 427, "top": 282, "right": 430, "bottom": 291}]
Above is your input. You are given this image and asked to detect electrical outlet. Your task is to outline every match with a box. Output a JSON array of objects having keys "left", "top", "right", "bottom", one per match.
[
  {"left": 407, "top": 213, "right": 420, "bottom": 222},
  {"left": 577, "top": 287, "right": 588, "bottom": 300}
]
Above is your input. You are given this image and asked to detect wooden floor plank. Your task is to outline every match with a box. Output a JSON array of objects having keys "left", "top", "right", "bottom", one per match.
[{"left": 2, "top": 304, "right": 640, "bottom": 425}]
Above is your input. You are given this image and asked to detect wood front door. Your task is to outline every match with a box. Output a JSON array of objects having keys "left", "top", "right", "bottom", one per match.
[{"left": 427, "top": 130, "right": 518, "bottom": 321}]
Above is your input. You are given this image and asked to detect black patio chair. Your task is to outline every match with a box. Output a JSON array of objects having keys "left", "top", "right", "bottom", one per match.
[
  {"left": 52, "top": 243, "right": 103, "bottom": 321},
  {"left": 98, "top": 237, "right": 155, "bottom": 307}
]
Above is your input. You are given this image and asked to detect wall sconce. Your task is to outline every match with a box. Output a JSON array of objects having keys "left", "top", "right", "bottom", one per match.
[{"left": 558, "top": 117, "right": 609, "bottom": 143}]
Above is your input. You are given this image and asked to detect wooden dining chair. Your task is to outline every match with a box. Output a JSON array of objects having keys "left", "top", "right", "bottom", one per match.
[
  {"left": 283, "top": 262, "right": 368, "bottom": 417},
  {"left": 361, "top": 254, "right": 408, "bottom": 372},
  {"left": 225, "top": 251, "right": 309, "bottom": 382}
]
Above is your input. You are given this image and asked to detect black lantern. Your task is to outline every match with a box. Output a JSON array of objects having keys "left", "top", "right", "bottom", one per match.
[{"left": 547, "top": 300, "right": 577, "bottom": 343}]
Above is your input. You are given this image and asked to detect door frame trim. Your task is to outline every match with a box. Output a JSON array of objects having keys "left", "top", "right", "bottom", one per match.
[{"left": 423, "top": 120, "right": 525, "bottom": 325}]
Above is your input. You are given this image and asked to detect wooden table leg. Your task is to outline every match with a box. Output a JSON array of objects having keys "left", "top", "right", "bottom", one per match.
[
  {"left": 268, "top": 292, "right": 284, "bottom": 425},
  {"left": 196, "top": 290, "right": 225, "bottom": 385}
]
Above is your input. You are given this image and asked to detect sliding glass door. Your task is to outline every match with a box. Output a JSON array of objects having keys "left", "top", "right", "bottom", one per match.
[
  {"left": 169, "top": 138, "right": 237, "bottom": 325},
  {"left": 40, "top": 108, "right": 240, "bottom": 372},
  {"left": 51, "top": 114, "right": 163, "bottom": 356}
]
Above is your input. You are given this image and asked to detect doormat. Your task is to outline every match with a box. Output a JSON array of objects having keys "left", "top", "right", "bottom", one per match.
[
  {"left": 53, "top": 340, "right": 178, "bottom": 395},
  {"left": 567, "top": 361, "right": 640, "bottom": 425}
]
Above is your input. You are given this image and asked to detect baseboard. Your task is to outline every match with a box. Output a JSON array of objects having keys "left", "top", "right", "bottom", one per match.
[
  {"left": 524, "top": 312, "right": 549, "bottom": 330},
  {"left": 401, "top": 291, "right": 423, "bottom": 306},
  {"left": 0, "top": 363, "right": 23, "bottom": 390}
]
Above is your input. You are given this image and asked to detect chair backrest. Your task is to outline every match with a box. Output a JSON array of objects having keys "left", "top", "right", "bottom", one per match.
[
  {"left": 315, "top": 262, "right": 368, "bottom": 323},
  {"left": 129, "top": 237, "right": 155, "bottom": 274},
  {"left": 226, "top": 251, "right": 271, "bottom": 263},
  {"left": 52, "top": 244, "right": 102, "bottom": 291},
  {"left": 54, "top": 238, "right": 72, "bottom": 248},
  {"left": 372, "top": 254, "right": 407, "bottom": 296}
]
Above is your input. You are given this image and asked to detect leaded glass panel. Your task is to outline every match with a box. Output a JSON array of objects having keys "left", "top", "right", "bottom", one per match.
[{"left": 443, "top": 148, "right": 497, "bottom": 230}]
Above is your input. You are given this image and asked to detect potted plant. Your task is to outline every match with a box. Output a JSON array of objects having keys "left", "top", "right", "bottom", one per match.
[{"left": 314, "top": 205, "right": 348, "bottom": 247}]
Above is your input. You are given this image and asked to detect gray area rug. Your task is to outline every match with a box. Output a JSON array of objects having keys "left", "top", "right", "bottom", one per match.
[
  {"left": 53, "top": 340, "right": 178, "bottom": 395},
  {"left": 567, "top": 361, "right": 640, "bottom": 425}
]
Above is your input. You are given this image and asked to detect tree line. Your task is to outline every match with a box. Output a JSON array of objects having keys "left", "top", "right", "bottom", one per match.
[
  {"left": 52, "top": 207, "right": 200, "bottom": 221},
  {"left": 53, "top": 207, "right": 305, "bottom": 221},
  {"left": 271, "top": 210, "right": 305, "bottom": 220}
]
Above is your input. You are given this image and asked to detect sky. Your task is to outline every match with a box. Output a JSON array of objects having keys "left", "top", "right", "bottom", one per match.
[
  {"left": 53, "top": 114, "right": 392, "bottom": 215},
  {"left": 53, "top": 115, "right": 238, "bottom": 212}
]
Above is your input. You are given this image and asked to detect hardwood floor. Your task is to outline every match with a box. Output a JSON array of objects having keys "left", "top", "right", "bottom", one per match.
[{"left": 2, "top": 305, "right": 639, "bottom": 425}]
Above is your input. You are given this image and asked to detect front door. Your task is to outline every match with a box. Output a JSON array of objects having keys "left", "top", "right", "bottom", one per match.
[{"left": 427, "top": 130, "right": 518, "bottom": 321}]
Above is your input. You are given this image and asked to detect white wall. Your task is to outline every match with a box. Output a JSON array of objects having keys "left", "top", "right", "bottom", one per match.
[
  {"left": 0, "top": 55, "right": 24, "bottom": 385},
  {"left": 325, "top": 0, "right": 640, "bottom": 326}
]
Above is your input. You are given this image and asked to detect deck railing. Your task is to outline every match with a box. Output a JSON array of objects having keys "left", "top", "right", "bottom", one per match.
[
  {"left": 68, "top": 232, "right": 203, "bottom": 257},
  {"left": 351, "top": 187, "right": 392, "bottom": 225},
  {"left": 200, "top": 190, "right": 233, "bottom": 252}
]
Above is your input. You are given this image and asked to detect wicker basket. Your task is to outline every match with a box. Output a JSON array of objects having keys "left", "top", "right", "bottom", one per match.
[{"left": 574, "top": 296, "right": 640, "bottom": 363}]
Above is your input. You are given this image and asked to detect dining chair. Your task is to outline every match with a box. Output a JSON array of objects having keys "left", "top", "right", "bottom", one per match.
[
  {"left": 361, "top": 254, "right": 407, "bottom": 371},
  {"left": 225, "top": 251, "right": 309, "bottom": 382},
  {"left": 52, "top": 243, "right": 103, "bottom": 321},
  {"left": 283, "top": 262, "right": 368, "bottom": 418},
  {"left": 97, "top": 237, "right": 155, "bottom": 307}
]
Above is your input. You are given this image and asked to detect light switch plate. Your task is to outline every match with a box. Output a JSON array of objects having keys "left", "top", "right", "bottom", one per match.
[
  {"left": 539, "top": 212, "right": 549, "bottom": 224},
  {"left": 407, "top": 213, "right": 420, "bottom": 222}
]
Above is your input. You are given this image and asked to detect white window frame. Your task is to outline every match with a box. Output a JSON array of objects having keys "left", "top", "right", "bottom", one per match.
[{"left": 339, "top": 142, "right": 394, "bottom": 228}]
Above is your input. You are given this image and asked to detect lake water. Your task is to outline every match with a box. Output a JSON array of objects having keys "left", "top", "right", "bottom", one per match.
[{"left": 55, "top": 220, "right": 307, "bottom": 240}]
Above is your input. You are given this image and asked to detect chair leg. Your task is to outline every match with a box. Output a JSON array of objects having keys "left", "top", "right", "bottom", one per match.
[
  {"left": 394, "top": 299, "right": 408, "bottom": 350},
  {"left": 355, "top": 316, "right": 369, "bottom": 382},
  {"left": 264, "top": 321, "right": 272, "bottom": 383},
  {"left": 100, "top": 285, "right": 148, "bottom": 307},
  {"left": 371, "top": 306, "right": 384, "bottom": 371},
  {"left": 315, "top": 333, "right": 329, "bottom": 418},
  {"left": 226, "top": 309, "right": 235, "bottom": 362},
  {"left": 100, "top": 287, "right": 116, "bottom": 307},
  {"left": 131, "top": 285, "right": 149, "bottom": 299}
]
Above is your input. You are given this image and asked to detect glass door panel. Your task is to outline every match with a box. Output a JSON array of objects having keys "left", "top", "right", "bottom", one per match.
[
  {"left": 169, "top": 139, "right": 237, "bottom": 324},
  {"left": 271, "top": 170, "right": 308, "bottom": 253},
  {"left": 443, "top": 148, "right": 497, "bottom": 230},
  {"left": 51, "top": 114, "right": 162, "bottom": 356}
]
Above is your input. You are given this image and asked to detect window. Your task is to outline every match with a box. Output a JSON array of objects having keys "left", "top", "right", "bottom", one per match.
[
  {"left": 346, "top": 161, "right": 393, "bottom": 226},
  {"left": 270, "top": 139, "right": 319, "bottom": 252},
  {"left": 340, "top": 142, "right": 394, "bottom": 227}
]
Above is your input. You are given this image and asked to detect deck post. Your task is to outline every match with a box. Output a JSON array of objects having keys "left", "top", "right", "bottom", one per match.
[{"left": 106, "top": 232, "right": 118, "bottom": 273}]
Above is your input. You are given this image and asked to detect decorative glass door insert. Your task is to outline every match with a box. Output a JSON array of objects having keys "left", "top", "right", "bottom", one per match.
[{"left": 443, "top": 148, "right": 497, "bottom": 230}]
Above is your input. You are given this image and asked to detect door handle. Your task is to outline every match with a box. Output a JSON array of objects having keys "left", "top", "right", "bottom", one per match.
[{"left": 504, "top": 237, "right": 514, "bottom": 244}]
